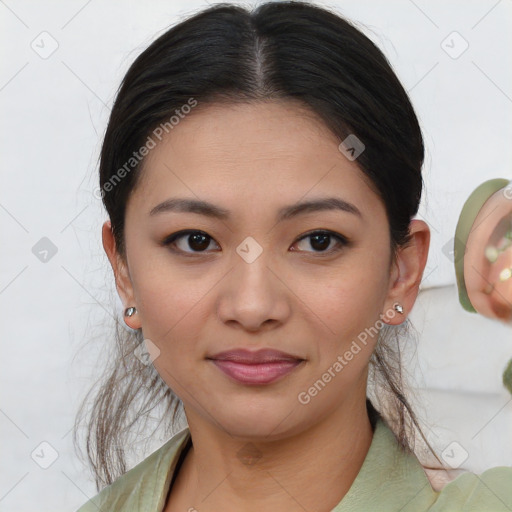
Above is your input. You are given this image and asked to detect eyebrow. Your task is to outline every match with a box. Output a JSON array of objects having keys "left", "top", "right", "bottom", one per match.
[{"left": 149, "top": 196, "right": 362, "bottom": 222}]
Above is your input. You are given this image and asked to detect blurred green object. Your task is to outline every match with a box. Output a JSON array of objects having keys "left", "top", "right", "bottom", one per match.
[
  {"left": 453, "top": 178, "right": 512, "bottom": 396},
  {"left": 503, "top": 358, "right": 512, "bottom": 396},
  {"left": 453, "top": 178, "right": 509, "bottom": 313}
]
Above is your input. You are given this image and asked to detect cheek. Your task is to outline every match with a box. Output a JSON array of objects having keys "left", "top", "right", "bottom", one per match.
[
  {"left": 128, "top": 252, "right": 217, "bottom": 358},
  {"left": 305, "top": 258, "right": 390, "bottom": 339},
  {"left": 295, "top": 273, "right": 387, "bottom": 410},
  {"left": 134, "top": 271, "right": 215, "bottom": 394}
]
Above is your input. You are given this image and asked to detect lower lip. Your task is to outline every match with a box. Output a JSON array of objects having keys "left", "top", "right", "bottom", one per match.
[{"left": 210, "top": 359, "right": 303, "bottom": 385}]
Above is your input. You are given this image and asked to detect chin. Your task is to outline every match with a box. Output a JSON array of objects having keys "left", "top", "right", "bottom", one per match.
[{"left": 209, "top": 404, "right": 308, "bottom": 442}]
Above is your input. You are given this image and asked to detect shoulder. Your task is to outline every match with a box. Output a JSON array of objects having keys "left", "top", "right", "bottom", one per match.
[
  {"left": 338, "top": 417, "right": 512, "bottom": 512},
  {"left": 75, "top": 428, "right": 190, "bottom": 512},
  {"left": 428, "top": 466, "right": 512, "bottom": 511}
]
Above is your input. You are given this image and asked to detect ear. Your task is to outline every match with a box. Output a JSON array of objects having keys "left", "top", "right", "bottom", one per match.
[
  {"left": 382, "top": 219, "right": 430, "bottom": 324},
  {"left": 102, "top": 220, "right": 141, "bottom": 330}
]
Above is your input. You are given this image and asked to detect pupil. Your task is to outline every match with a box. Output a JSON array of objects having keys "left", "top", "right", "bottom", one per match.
[
  {"left": 190, "top": 233, "right": 209, "bottom": 251},
  {"left": 311, "top": 234, "right": 329, "bottom": 251}
]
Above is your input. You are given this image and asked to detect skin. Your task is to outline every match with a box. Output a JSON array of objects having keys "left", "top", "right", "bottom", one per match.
[{"left": 102, "top": 100, "right": 430, "bottom": 512}]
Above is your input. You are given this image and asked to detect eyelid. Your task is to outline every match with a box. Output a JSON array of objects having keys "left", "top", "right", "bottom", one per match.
[
  {"left": 296, "top": 229, "right": 349, "bottom": 245},
  {"left": 162, "top": 229, "right": 349, "bottom": 255},
  {"left": 291, "top": 230, "right": 349, "bottom": 255},
  {"left": 162, "top": 229, "right": 219, "bottom": 255}
]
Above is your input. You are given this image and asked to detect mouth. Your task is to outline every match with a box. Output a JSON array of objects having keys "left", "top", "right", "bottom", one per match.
[{"left": 206, "top": 348, "right": 305, "bottom": 385}]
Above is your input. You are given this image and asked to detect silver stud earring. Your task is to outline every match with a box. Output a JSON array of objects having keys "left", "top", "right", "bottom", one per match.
[
  {"left": 125, "top": 306, "right": 137, "bottom": 317},
  {"left": 394, "top": 303, "right": 404, "bottom": 314}
]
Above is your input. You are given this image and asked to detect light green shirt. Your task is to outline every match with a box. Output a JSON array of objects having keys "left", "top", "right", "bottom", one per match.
[{"left": 76, "top": 417, "right": 512, "bottom": 511}]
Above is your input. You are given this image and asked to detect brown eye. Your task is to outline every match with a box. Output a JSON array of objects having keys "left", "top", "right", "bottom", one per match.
[
  {"left": 163, "top": 230, "right": 219, "bottom": 254},
  {"left": 162, "top": 229, "right": 348, "bottom": 257},
  {"left": 292, "top": 230, "right": 348, "bottom": 254}
]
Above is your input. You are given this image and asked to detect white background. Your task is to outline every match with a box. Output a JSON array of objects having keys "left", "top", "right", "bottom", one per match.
[{"left": 1, "top": 0, "right": 511, "bottom": 510}]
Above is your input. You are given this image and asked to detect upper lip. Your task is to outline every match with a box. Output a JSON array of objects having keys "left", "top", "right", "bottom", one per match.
[{"left": 207, "top": 348, "right": 304, "bottom": 364}]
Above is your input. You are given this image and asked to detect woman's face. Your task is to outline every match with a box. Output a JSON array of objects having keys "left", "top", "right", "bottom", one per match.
[{"left": 115, "top": 100, "right": 402, "bottom": 439}]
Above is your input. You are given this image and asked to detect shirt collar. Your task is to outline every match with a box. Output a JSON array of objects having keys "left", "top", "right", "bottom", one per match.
[
  {"left": 152, "top": 417, "right": 437, "bottom": 511},
  {"left": 332, "top": 417, "right": 438, "bottom": 511}
]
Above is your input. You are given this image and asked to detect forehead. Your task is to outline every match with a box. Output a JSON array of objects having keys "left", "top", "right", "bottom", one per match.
[{"left": 128, "top": 100, "right": 382, "bottom": 217}]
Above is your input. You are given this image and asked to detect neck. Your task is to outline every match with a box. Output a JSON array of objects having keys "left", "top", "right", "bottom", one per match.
[{"left": 166, "top": 398, "right": 375, "bottom": 512}]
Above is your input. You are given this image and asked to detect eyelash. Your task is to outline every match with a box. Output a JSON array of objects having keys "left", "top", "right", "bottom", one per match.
[{"left": 161, "top": 229, "right": 349, "bottom": 257}]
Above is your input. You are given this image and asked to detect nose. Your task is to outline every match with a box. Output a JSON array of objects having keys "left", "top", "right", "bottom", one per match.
[{"left": 216, "top": 248, "right": 292, "bottom": 332}]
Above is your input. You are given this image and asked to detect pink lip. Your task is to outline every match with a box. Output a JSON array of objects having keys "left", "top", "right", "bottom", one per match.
[{"left": 207, "top": 349, "right": 305, "bottom": 385}]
